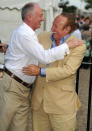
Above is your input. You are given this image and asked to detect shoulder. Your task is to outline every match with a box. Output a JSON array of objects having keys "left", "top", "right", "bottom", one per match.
[
  {"left": 37, "top": 32, "right": 52, "bottom": 48},
  {"left": 72, "top": 29, "right": 82, "bottom": 39},
  {"left": 76, "top": 43, "right": 86, "bottom": 51},
  {"left": 67, "top": 35, "right": 86, "bottom": 52},
  {"left": 38, "top": 31, "right": 52, "bottom": 40},
  {"left": 71, "top": 43, "right": 86, "bottom": 55}
]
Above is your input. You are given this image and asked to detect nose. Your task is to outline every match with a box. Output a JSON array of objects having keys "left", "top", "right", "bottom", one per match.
[
  {"left": 51, "top": 25, "right": 55, "bottom": 32},
  {"left": 41, "top": 16, "right": 44, "bottom": 21}
]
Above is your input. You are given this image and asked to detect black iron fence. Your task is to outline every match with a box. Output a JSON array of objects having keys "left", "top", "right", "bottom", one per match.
[{"left": 76, "top": 54, "right": 92, "bottom": 131}]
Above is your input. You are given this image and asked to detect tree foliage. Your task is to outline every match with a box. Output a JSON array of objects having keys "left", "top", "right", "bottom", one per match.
[
  {"left": 85, "top": 0, "right": 92, "bottom": 4},
  {"left": 84, "top": 0, "right": 92, "bottom": 9},
  {"left": 63, "top": 6, "right": 77, "bottom": 13},
  {"left": 58, "top": 0, "right": 77, "bottom": 13}
]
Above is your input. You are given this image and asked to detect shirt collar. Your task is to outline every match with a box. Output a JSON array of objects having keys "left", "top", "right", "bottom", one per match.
[
  {"left": 51, "top": 34, "right": 70, "bottom": 48},
  {"left": 51, "top": 34, "right": 70, "bottom": 44},
  {"left": 22, "top": 22, "right": 35, "bottom": 35}
]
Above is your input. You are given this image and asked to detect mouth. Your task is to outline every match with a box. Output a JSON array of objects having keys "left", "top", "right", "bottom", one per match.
[
  {"left": 38, "top": 23, "right": 41, "bottom": 27},
  {"left": 52, "top": 33, "right": 59, "bottom": 40},
  {"left": 52, "top": 32, "right": 56, "bottom": 34},
  {"left": 52, "top": 32, "right": 57, "bottom": 37}
]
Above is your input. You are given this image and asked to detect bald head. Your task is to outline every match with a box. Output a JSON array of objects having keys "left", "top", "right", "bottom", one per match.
[
  {"left": 21, "top": 2, "right": 44, "bottom": 30},
  {"left": 21, "top": 2, "right": 40, "bottom": 21}
]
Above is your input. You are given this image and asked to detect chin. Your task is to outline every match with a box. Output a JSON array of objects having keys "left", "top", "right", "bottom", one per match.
[
  {"left": 38, "top": 25, "right": 41, "bottom": 28},
  {"left": 53, "top": 35, "right": 58, "bottom": 40}
]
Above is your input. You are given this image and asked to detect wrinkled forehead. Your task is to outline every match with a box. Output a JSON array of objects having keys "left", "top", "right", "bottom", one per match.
[{"left": 53, "top": 15, "right": 68, "bottom": 25}]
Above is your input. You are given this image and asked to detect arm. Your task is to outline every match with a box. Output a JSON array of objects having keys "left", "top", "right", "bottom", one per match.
[
  {"left": 22, "top": 44, "right": 86, "bottom": 78},
  {"left": 20, "top": 33, "right": 83, "bottom": 64},
  {"left": 45, "top": 44, "right": 86, "bottom": 82}
]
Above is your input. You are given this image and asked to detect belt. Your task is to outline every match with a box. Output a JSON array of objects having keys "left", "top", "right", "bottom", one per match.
[{"left": 4, "top": 67, "right": 32, "bottom": 88}]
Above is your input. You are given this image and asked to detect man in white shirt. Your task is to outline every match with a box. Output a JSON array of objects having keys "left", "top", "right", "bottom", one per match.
[{"left": 0, "top": 2, "right": 84, "bottom": 131}]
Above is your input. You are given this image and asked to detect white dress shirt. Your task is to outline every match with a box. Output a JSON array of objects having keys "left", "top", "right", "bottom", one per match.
[{"left": 5, "top": 22, "right": 69, "bottom": 84}]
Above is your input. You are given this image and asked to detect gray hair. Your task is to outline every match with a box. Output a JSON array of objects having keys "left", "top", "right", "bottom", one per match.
[{"left": 21, "top": 2, "right": 38, "bottom": 21}]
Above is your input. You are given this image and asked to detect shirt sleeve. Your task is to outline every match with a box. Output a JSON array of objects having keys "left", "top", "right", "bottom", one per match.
[
  {"left": 19, "top": 33, "right": 69, "bottom": 64},
  {"left": 40, "top": 68, "right": 46, "bottom": 77}
]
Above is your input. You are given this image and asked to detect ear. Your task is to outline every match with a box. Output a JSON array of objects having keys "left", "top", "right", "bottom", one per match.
[
  {"left": 27, "top": 14, "right": 32, "bottom": 21},
  {"left": 66, "top": 26, "right": 71, "bottom": 33}
]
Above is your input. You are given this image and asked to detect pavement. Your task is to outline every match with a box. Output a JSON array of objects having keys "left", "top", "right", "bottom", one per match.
[{"left": 76, "top": 68, "right": 92, "bottom": 131}]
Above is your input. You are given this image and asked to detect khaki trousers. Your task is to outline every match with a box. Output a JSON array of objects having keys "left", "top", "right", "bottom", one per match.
[
  {"left": 32, "top": 103, "right": 76, "bottom": 131},
  {"left": 0, "top": 73, "right": 31, "bottom": 131}
]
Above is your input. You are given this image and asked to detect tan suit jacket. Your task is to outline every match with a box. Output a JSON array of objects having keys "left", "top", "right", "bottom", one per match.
[{"left": 31, "top": 32, "right": 86, "bottom": 115}]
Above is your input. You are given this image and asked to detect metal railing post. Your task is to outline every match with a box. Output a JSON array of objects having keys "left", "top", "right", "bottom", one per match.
[
  {"left": 87, "top": 52, "right": 92, "bottom": 131},
  {"left": 76, "top": 68, "right": 80, "bottom": 94}
]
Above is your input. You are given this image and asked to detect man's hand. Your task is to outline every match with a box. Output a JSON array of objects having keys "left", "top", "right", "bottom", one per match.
[
  {"left": 22, "top": 64, "right": 40, "bottom": 76},
  {"left": 0, "top": 72, "right": 3, "bottom": 78},
  {"left": 0, "top": 43, "right": 8, "bottom": 53},
  {"left": 66, "top": 38, "right": 84, "bottom": 49}
]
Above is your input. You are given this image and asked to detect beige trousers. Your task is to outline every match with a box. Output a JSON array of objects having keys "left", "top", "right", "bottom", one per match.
[
  {"left": 32, "top": 103, "right": 76, "bottom": 131},
  {"left": 0, "top": 73, "right": 31, "bottom": 131}
]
